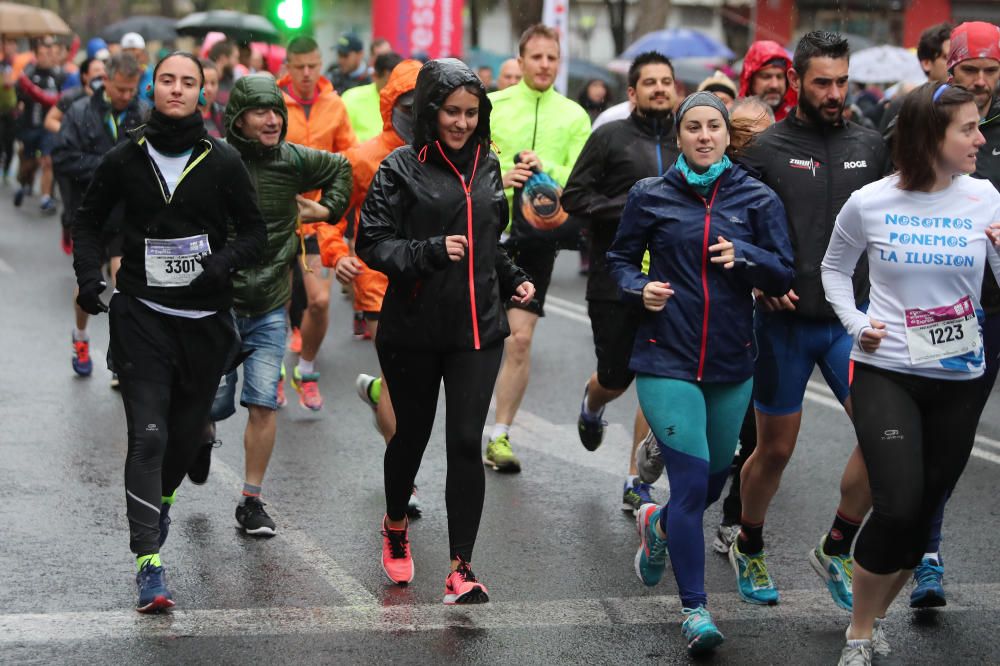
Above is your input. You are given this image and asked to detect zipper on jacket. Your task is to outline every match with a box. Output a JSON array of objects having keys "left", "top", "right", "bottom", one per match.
[
  {"left": 654, "top": 120, "right": 664, "bottom": 175},
  {"left": 434, "top": 141, "right": 483, "bottom": 349},
  {"left": 138, "top": 136, "right": 212, "bottom": 204},
  {"left": 531, "top": 98, "right": 540, "bottom": 150},
  {"left": 697, "top": 180, "right": 722, "bottom": 381}
]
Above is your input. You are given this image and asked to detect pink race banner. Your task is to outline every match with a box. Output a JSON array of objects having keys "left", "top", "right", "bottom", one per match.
[{"left": 371, "top": 0, "right": 463, "bottom": 60}]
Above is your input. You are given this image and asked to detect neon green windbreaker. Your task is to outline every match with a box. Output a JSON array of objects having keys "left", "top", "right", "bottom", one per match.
[{"left": 487, "top": 79, "right": 592, "bottom": 220}]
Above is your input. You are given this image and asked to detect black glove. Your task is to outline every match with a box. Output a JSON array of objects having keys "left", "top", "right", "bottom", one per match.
[
  {"left": 77, "top": 278, "right": 109, "bottom": 315},
  {"left": 189, "top": 253, "right": 230, "bottom": 291}
]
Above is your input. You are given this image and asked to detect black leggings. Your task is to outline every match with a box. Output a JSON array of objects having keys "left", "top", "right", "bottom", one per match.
[
  {"left": 110, "top": 294, "right": 237, "bottom": 556},
  {"left": 377, "top": 342, "right": 503, "bottom": 562},
  {"left": 850, "top": 363, "right": 984, "bottom": 574}
]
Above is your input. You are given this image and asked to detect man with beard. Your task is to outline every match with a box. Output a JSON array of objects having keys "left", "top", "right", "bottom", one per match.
[
  {"left": 738, "top": 40, "right": 797, "bottom": 122},
  {"left": 730, "top": 31, "right": 887, "bottom": 612},
  {"left": 209, "top": 39, "right": 239, "bottom": 107},
  {"left": 562, "top": 51, "right": 679, "bottom": 513}
]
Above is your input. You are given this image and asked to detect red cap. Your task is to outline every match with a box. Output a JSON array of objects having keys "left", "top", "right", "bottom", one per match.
[{"left": 947, "top": 21, "right": 1000, "bottom": 71}]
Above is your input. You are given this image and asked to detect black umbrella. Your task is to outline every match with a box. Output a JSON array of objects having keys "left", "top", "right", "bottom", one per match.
[
  {"left": 175, "top": 11, "right": 280, "bottom": 45},
  {"left": 101, "top": 15, "right": 178, "bottom": 44}
]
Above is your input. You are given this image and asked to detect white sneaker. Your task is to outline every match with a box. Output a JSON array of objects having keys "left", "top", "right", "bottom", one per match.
[
  {"left": 634, "top": 430, "right": 663, "bottom": 484},
  {"left": 837, "top": 641, "right": 872, "bottom": 666},
  {"left": 712, "top": 523, "right": 740, "bottom": 554},
  {"left": 871, "top": 621, "right": 890, "bottom": 657}
]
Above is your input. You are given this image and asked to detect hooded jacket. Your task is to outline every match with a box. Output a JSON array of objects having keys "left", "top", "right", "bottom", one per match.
[
  {"left": 224, "top": 75, "right": 353, "bottom": 318},
  {"left": 563, "top": 111, "right": 678, "bottom": 301},
  {"left": 357, "top": 59, "right": 530, "bottom": 351},
  {"left": 739, "top": 41, "right": 797, "bottom": 122},
  {"left": 607, "top": 163, "right": 795, "bottom": 382},
  {"left": 278, "top": 73, "right": 358, "bottom": 237},
  {"left": 72, "top": 118, "right": 267, "bottom": 311},
  {"left": 318, "top": 59, "right": 422, "bottom": 271}
]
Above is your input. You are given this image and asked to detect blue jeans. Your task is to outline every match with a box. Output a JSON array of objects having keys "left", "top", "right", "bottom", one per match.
[{"left": 211, "top": 307, "right": 286, "bottom": 419}]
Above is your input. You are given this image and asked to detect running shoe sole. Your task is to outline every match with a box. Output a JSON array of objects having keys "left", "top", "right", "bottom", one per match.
[
  {"left": 444, "top": 586, "right": 489, "bottom": 605},
  {"left": 910, "top": 589, "right": 947, "bottom": 608},
  {"left": 728, "top": 546, "right": 779, "bottom": 606},
  {"left": 355, "top": 374, "right": 378, "bottom": 408},
  {"left": 483, "top": 458, "right": 521, "bottom": 473},
  {"left": 239, "top": 525, "right": 277, "bottom": 537},
  {"left": 136, "top": 596, "right": 175, "bottom": 613},
  {"left": 807, "top": 547, "right": 853, "bottom": 611},
  {"left": 687, "top": 629, "right": 725, "bottom": 655}
]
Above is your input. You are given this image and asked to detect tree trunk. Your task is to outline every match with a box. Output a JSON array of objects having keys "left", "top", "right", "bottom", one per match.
[
  {"left": 508, "top": 0, "right": 543, "bottom": 43},
  {"left": 629, "top": 0, "right": 671, "bottom": 43},
  {"left": 469, "top": 0, "right": 481, "bottom": 48},
  {"left": 603, "top": 0, "right": 627, "bottom": 56}
]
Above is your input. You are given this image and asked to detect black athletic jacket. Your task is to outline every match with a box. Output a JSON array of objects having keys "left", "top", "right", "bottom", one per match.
[
  {"left": 357, "top": 59, "right": 529, "bottom": 352},
  {"left": 741, "top": 113, "right": 887, "bottom": 320},
  {"left": 73, "top": 125, "right": 267, "bottom": 311},
  {"left": 563, "top": 111, "right": 678, "bottom": 301},
  {"left": 974, "top": 96, "right": 1000, "bottom": 314}
]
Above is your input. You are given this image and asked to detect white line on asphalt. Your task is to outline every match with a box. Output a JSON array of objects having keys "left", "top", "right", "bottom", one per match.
[
  {"left": 544, "top": 302, "right": 590, "bottom": 325},
  {"left": 3, "top": 583, "right": 998, "bottom": 644},
  {"left": 0, "top": 257, "right": 13, "bottom": 273},
  {"left": 545, "top": 294, "right": 588, "bottom": 315},
  {"left": 209, "top": 459, "right": 378, "bottom": 607}
]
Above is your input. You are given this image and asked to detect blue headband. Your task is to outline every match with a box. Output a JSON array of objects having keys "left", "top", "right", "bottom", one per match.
[{"left": 932, "top": 84, "right": 949, "bottom": 103}]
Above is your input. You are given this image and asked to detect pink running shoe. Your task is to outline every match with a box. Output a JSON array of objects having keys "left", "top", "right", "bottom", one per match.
[
  {"left": 381, "top": 516, "right": 414, "bottom": 584},
  {"left": 443, "top": 558, "right": 489, "bottom": 605},
  {"left": 291, "top": 366, "right": 323, "bottom": 411}
]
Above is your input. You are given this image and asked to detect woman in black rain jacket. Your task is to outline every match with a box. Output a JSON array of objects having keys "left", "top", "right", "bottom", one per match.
[{"left": 357, "top": 58, "right": 533, "bottom": 603}]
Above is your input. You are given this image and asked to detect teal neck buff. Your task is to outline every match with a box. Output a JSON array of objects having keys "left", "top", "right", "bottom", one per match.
[{"left": 676, "top": 153, "right": 731, "bottom": 196}]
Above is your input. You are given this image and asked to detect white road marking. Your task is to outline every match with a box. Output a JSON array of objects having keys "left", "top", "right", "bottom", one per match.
[
  {"left": 544, "top": 301, "right": 590, "bottom": 325},
  {"left": 210, "top": 459, "right": 377, "bottom": 607},
  {"left": 3, "top": 584, "right": 998, "bottom": 643},
  {"left": 546, "top": 294, "right": 588, "bottom": 315}
]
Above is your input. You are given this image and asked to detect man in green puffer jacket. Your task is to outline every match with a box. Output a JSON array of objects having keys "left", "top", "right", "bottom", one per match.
[{"left": 195, "top": 74, "right": 352, "bottom": 536}]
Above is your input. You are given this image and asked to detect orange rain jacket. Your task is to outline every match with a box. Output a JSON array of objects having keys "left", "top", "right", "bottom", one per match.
[
  {"left": 278, "top": 74, "right": 358, "bottom": 237},
  {"left": 317, "top": 59, "right": 422, "bottom": 314}
]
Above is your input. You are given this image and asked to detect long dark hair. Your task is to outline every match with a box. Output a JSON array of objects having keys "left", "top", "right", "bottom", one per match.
[{"left": 894, "top": 82, "right": 976, "bottom": 191}]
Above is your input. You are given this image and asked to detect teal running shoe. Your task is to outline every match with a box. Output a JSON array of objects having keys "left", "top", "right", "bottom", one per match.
[
  {"left": 909, "top": 556, "right": 946, "bottom": 608},
  {"left": 808, "top": 535, "right": 854, "bottom": 610},
  {"left": 633, "top": 503, "right": 668, "bottom": 586},
  {"left": 681, "top": 606, "right": 725, "bottom": 654},
  {"left": 729, "top": 539, "right": 779, "bottom": 605}
]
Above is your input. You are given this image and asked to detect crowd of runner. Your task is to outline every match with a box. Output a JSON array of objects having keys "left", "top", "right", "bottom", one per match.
[{"left": 7, "top": 17, "right": 999, "bottom": 664}]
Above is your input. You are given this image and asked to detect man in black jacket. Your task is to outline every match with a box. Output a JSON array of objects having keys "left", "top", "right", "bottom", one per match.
[
  {"left": 54, "top": 53, "right": 146, "bottom": 380},
  {"left": 731, "top": 31, "right": 887, "bottom": 611},
  {"left": 72, "top": 52, "right": 266, "bottom": 614},
  {"left": 562, "top": 51, "right": 679, "bottom": 514}
]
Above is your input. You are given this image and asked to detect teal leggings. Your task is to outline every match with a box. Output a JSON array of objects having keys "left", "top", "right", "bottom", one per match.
[{"left": 636, "top": 374, "right": 753, "bottom": 608}]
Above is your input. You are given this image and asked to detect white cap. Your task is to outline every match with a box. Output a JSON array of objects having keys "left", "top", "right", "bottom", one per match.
[{"left": 121, "top": 32, "right": 146, "bottom": 50}]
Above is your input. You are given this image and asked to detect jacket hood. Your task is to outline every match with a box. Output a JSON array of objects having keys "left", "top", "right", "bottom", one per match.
[
  {"left": 412, "top": 58, "right": 491, "bottom": 150},
  {"left": 380, "top": 59, "right": 422, "bottom": 132},
  {"left": 739, "top": 40, "right": 798, "bottom": 115},
  {"left": 225, "top": 74, "right": 289, "bottom": 156}
]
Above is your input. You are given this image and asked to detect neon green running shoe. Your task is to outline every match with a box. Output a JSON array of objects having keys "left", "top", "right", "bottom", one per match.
[{"left": 484, "top": 434, "right": 521, "bottom": 473}]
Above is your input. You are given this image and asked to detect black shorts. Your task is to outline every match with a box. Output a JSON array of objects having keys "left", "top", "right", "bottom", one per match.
[
  {"left": 504, "top": 242, "right": 556, "bottom": 317},
  {"left": 588, "top": 299, "right": 641, "bottom": 390},
  {"left": 303, "top": 234, "right": 320, "bottom": 255}
]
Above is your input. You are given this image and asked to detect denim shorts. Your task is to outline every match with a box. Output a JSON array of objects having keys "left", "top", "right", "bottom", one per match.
[{"left": 211, "top": 306, "right": 286, "bottom": 418}]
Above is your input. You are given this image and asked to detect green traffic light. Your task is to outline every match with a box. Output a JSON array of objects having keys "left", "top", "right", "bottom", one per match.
[{"left": 276, "top": 0, "right": 304, "bottom": 30}]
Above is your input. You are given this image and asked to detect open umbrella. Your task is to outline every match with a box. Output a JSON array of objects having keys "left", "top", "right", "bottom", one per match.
[
  {"left": 101, "top": 16, "right": 178, "bottom": 44},
  {"left": 849, "top": 45, "right": 925, "bottom": 84},
  {"left": 0, "top": 2, "right": 70, "bottom": 37},
  {"left": 176, "top": 11, "right": 280, "bottom": 44},
  {"left": 621, "top": 29, "right": 734, "bottom": 61}
]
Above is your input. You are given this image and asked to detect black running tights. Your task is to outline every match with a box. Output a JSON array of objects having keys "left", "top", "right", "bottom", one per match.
[
  {"left": 850, "top": 363, "right": 984, "bottom": 574},
  {"left": 377, "top": 343, "right": 503, "bottom": 562}
]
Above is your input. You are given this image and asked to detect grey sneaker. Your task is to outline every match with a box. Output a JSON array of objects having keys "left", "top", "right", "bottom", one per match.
[
  {"left": 871, "top": 621, "right": 890, "bottom": 657},
  {"left": 837, "top": 641, "right": 872, "bottom": 666},
  {"left": 712, "top": 523, "right": 740, "bottom": 554},
  {"left": 635, "top": 429, "right": 663, "bottom": 484}
]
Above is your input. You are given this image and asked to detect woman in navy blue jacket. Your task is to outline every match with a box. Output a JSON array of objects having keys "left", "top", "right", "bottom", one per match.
[{"left": 607, "top": 92, "right": 794, "bottom": 654}]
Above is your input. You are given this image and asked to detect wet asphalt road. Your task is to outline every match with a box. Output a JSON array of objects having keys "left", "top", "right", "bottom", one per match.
[{"left": 1, "top": 192, "right": 999, "bottom": 665}]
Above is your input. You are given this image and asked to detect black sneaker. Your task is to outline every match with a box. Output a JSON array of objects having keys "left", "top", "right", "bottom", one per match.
[
  {"left": 577, "top": 384, "right": 606, "bottom": 451},
  {"left": 13, "top": 185, "right": 25, "bottom": 207},
  {"left": 187, "top": 439, "right": 221, "bottom": 485},
  {"left": 235, "top": 496, "right": 277, "bottom": 536}
]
